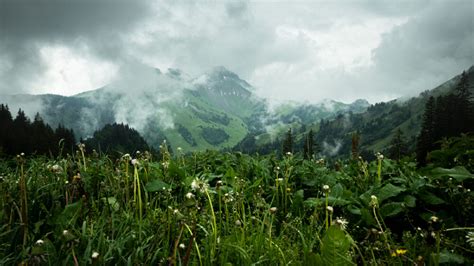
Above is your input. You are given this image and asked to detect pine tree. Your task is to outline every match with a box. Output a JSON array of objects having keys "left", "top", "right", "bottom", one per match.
[
  {"left": 388, "top": 128, "right": 408, "bottom": 161},
  {"left": 303, "top": 129, "right": 314, "bottom": 159},
  {"left": 416, "top": 96, "right": 436, "bottom": 166},
  {"left": 351, "top": 131, "right": 360, "bottom": 160},
  {"left": 454, "top": 71, "right": 474, "bottom": 133},
  {"left": 13, "top": 109, "right": 31, "bottom": 155},
  {"left": 0, "top": 104, "right": 13, "bottom": 154},
  {"left": 282, "top": 128, "right": 293, "bottom": 155}
]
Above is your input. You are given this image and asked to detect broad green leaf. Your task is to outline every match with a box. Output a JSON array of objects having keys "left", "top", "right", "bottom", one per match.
[
  {"left": 101, "top": 197, "right": 119, "bottom": 212},
  {"left": 438, "top": 250, "right": 465, "bottom": 264},
  {"left": 380, "top": 202, "right": 404, "bottom": 217},
  {"left": 419, "top": 191, "right": 446, "bottom": 205},
  {"left": 145, "top": 179, "right": 172, "bottom": 192},
  {"left": 319, "top": 225, "right": 354, "bottom": 266},
  {"left": 403, "top": 195, "right": 416, "bottom": 208},
  {"left": 377, "top": 183, "right": 405, "bottom": 203},
  {"left": 430, "top": 166, "right": 473, "bottom": 182}
]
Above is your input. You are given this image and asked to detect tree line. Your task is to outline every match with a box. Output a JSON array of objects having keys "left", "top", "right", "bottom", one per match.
[
  {"left": 0, "top": 104, "right": 76, "bottom": 156},
  {"left": 416, "top": 71, "right": 474, "bottom": 165}
]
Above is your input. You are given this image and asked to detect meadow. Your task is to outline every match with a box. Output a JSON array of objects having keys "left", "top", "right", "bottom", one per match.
[{"left": 0, "top": 143, "right": 473, "bottom": 265}]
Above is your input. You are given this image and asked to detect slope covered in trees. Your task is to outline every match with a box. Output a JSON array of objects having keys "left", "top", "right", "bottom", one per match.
[{"left": 0, "top": 104, "right": 76, "bottom": 156}]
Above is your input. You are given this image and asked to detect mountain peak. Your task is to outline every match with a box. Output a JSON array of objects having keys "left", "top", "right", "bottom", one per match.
[{"left": 208, "top": 66, "right": 240, "bottom": 80}]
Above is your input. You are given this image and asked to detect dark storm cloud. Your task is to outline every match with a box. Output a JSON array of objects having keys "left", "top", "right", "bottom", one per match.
[
  {"left": 366, "top": 0, "right": 474, "bottom": 99},
  {"left": 0, "top": 0, "right": 152, "bottom": 94}
]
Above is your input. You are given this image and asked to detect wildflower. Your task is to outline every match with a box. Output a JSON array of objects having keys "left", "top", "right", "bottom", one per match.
[
  {"left": 35, "top": 239, "right": 44, "bottom": 245},
  {"left": 73, "top": 173, "right": 81, "bottom": 181},
  {"left": 269, "top": 207, "right": 278, "bottom": 214},
  {"left": 131, "top": 159, "right": 139, "bottom": 166},
  {"left": 286, "top": 152, "right": 292, "bottom": 156},
  {"left": 177, "top": 147, "right": 182, "bottom": 152},
  {"left": 376, "top": 152, "right": 384, "bottom": 160},
  {"left": 216, "top": 180, "right": 223, "bottom": 187},
  {"left": 333, "top": 217, "right": 348, "bottom": 230},
  {"left": 276, "top": 178, "right": 283, "bottom": 183},
  {"left": 51, "top": 164, "right": 63, "bottom": 173},
  {"left": 275, "top": 166, "right": 280, "bottom": 171},
  {"left": 326, "top": 206, "right": 334, "bottom": 213},
  {"left": 173, "top": 209, "right": 179, "bottom": 215},
  {"left": 466, "top": 232, "right": 474, "bottom": 248},
  {"left": 92, "top": 251, "right": 100, "bottom": 259},
  {"left": 322, "top": 185, "right": 330, "bottom": 193},
  {"left": 191, "top": 178, "right": 209, "bottom": 193},
  {"left": 286, "top": 187, "right": 291, "bottom": 192},
  {"left": 235, "top": 220, "right": 242, "bottom": 226},
  {"left": 136, "top": 150, "right": 140, "bottom": 155},
  {"left": 63, "top": 230, "right": 69, "bottom": 236},
  {"left": 223, "top": 193, "right": 234, "bottom": 203},
  {"left": 179, "top": 243, "right": 186, "bottom": 249},
  {"left": 430, "top": 216, "right": 439, "bottom": 223},
  {"left": 370, "top": 195, "right": 378, "bottom": 207},
  {"left": 391, "top": 248, "right": 407, "bottom": 257},
  {"left": 162, "top": 161, "right": 170, "bottom": 169},
  {"left": 185, "top": 192, "right": 195, "bottom": 199}
]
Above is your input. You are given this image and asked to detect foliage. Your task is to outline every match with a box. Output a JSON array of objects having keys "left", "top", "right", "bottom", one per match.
[{"left": 0, "top": 145, "right": 472, "bottom": 265}]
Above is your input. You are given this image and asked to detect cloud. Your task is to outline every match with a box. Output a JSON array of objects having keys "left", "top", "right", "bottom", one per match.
[
  {"left": 0, "top": 0, "right": 152, "bottom": 94},
  {"left": 0, "top": 0, "right": 472, "bottom": 105}
]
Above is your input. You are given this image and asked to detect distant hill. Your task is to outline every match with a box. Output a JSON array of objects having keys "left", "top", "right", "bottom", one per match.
[
  {"left": 313, "top": 66, "right": 474, "bottom": 159},
  {"left": 0, "top": 66, "right": 368, "bottom": 153}
]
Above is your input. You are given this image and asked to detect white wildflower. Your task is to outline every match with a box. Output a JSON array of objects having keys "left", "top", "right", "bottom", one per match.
[
  {"left": 333, "top": 217, "right": 349, "bottom": 230},
  {"left": 269, "top": 207, "right": 278, "bottom": 214},
  {"left": 92, "top": 251, "right": 99, "bottom": 259}
]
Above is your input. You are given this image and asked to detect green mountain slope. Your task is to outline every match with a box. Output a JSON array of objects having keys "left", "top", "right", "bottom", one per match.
[
  {"left": 0, "top": 66, "right": 371, "bottom": 153},
  {"left": 315, "top": 66, "right": 474, "bottom": 158}
]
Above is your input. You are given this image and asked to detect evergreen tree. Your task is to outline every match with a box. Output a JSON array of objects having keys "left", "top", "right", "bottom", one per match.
[
  {"left": 13, "top": 109, "right": 31, "bottom": 155},
  {"left": 416, "top": 96, "right": 436, "bottom": 166},
  {"left": 351, "top": 131, "right": 360, "bottom": 160},
  {"left": 0, "top": 104, "right": 13, "bottom": 154},
  {"left": 282, "top": 128, "right": 293, "bottom": 155},
  {"left": 55, "top": 124, "right": 76, "bottom": 155},
  {"left": 303, "top": 129, "right": 315, "bottom": 159},
  {"left": 454, "top": 71, "right": 474, "bottom": 133},
  {"left": 388, "top": 128, "right": 408, "bottom": 161}
]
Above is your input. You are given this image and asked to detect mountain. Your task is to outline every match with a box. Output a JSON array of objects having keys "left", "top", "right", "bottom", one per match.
[
  {"left": 314, "top": 66, "right": 474, "bottom": 158},
  {"left": 0, "top": 65, "right": 370, "bottom": 153}
]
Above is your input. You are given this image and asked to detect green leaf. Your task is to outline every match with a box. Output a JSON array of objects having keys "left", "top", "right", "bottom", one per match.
[
  {"left": 377, "top": 183, "right": 405, "bottom": 203},
  {"left": 438, "top": 250, "right": 465, "bottom": 264},
  {"left": 145, "top": 179, "right": 172, "bottom": 192},
  {"left": 419, "top": 191, "right": 446, "bottom": 205},
  {"left": 430, "top": 166, "right": 473, "bottom": 182},
  {"left": 403, "top": 195, "right": 416, "bottom": 208},
  {"left": 379, "top": 202, "right": 404, "bottom": 217},
  {"left": 304, "top": 197, "right": 350, "bottom": 207},
  {"left": 319, "top": 225, "right": 354, "bottom": 266},
  {"left": 101, "top": 197, "right": 119, "bottom": 212}
]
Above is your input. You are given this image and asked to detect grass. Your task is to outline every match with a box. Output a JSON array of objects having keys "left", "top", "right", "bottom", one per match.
[{"left": 0, "top": 146, "right": 473, "bottom": 265}]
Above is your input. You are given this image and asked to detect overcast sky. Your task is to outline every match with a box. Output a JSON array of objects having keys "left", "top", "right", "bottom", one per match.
[{"left": 0, "top": 0, "right": 472, "bottom": 103}]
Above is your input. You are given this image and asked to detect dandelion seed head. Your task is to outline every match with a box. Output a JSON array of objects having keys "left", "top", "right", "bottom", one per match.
[{"left": 269, "top": 207, "right": 278, "bottom": 214}]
